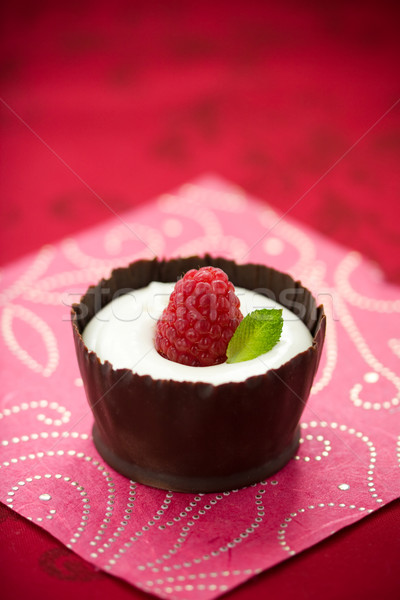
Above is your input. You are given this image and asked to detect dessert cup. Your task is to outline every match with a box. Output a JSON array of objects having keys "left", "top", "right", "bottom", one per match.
[{"left": 72, "top": 255, "right": 326, "bottom": 493}]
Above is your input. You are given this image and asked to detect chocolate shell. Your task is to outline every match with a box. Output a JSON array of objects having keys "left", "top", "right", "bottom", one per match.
[{"left": 72, "top": 256, "right": 326, "bottom": 493}]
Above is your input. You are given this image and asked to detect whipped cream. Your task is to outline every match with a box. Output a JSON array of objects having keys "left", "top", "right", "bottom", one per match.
[{"left": 82, "top": 281, "right": 313, "bottom": 385}]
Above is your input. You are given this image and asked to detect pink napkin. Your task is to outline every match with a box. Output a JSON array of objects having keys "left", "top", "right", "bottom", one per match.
[{"left": 1, "top": 176, "right": 399, "bottom": 600}]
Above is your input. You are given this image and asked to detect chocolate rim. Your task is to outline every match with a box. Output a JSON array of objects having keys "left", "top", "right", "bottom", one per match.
[{"left": 72, "top": 255, "right": 326, "bottom": 493}]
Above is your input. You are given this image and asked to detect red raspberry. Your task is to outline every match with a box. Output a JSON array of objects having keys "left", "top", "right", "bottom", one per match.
[{"left": 155, "top": 266, "right": 243, "bottom": 367}]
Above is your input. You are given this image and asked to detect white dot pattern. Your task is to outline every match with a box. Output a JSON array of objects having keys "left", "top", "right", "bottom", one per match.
[{"left": 1, "top": 185, "right": 399, "bottom": 600}]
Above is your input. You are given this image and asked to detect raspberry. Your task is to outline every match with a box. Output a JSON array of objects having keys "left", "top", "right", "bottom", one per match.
[{"left": 155, "top": 266, "right": 243, "bottom": 367}]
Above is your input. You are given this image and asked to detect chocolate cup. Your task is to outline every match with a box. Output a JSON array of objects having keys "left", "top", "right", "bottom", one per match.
[{"left": 72, "top": 256, "right": 326, "bottom": 493}]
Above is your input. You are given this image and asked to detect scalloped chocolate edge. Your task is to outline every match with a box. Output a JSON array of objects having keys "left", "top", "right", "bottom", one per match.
[{"left": 71, "top": 255, "right": 326, "bottom": 493}]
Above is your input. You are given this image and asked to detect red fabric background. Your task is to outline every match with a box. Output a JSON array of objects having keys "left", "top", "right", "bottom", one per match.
[{"left": 1, "top": 1, "right": 399, "bottom": 599}]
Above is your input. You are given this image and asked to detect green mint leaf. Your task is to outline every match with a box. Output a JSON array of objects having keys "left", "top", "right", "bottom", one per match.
[{"left": 226, "top": 308, "right": 283, "bottom": 364}]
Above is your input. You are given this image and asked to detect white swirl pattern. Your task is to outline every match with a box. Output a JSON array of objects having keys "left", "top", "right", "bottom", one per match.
[
  {"left": 1, "top": 305, "right": 59, "bottom": 377},
  {"left": 0, "top": 179, "right": 399, "bottom": 600}
]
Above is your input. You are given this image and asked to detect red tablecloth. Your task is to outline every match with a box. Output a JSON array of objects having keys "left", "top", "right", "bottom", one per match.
[{"left": 1, "top": 2, "right": 399, "bottom": 599}]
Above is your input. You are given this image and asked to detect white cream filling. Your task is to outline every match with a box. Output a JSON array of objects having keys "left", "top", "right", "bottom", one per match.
[{"left": 82, "top": 281, "right": 313, "bottom": 385}]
